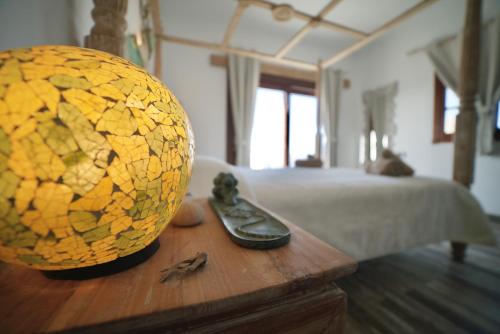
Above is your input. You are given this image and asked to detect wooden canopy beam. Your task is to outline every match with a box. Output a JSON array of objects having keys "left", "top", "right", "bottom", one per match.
[
  {"left": 210, "top": 54, "right": 317, "bottom": 82},
  {"left": 320, "top": 0, "right": 438, "bottom": 68},
  {"left": 158, "top": 33, "right": 317, "bottom": 71},
  {"left": 246, "top": 0, "right": 367, "bottom": 39},
  {"left": 222, "top": 2, "right": 249, "bottom": 48},
  {"left": 275, "top": 0, "right": 343, "bottom": 59}
]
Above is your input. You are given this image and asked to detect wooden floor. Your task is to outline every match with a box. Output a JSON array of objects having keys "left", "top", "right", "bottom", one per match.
[{"left": 337, "top": 223, "right": 500, "bottom": 334}]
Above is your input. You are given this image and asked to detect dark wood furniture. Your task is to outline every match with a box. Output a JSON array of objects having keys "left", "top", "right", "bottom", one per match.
[{"left": 0, "top": 200, "right": 357, "bottom": 334}]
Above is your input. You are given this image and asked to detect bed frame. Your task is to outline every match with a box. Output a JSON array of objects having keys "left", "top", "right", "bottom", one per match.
[{"left": 84, "top": 0, "right": 483, "bottom": 262}]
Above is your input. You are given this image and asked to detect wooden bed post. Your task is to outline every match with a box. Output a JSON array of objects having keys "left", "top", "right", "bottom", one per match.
[
  {"left": 84, "top": 0, "right": 128, "bottom": 57},
  {"left": 451, "top": 0, "right": 481, "bottom": 262}
]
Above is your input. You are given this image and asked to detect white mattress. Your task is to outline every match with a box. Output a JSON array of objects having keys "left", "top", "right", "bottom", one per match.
[{"left": 235, "top": 167, "right": 496, "bottom": 261}]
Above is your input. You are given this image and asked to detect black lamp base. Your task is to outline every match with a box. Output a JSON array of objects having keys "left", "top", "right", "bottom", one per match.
[{"left": 42, "top": 238, "right": 160, "bottom": 280}]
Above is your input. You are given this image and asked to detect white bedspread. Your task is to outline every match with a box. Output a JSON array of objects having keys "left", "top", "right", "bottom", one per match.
[{"left": 236, "top": 167, "right": 496, "bottom": 261}]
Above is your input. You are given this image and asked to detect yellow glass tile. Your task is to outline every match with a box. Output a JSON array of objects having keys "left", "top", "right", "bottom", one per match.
[
  {"left": 65, "top": 59, "right": 101, "bottom": 69},
  {"left": 10, "top": 49, "right": 35, "bottom": 61},
  {"left": 8, "top": 140, "right": 36, "bottom": 179},
  {"left": 145, "top": 104, "right": 165, "bottom": 123},
  {"left": 19, "top": 132, "right": 66, "bottom": 181},
  {"left": 82, "top": 68, "right": 119, "bottom": 85},
  {"left": 34, "top": 182, "right": 73, "bottom": 218},
  {"left": 34, "top": 54, "right": 66, "bottom": 65},
  {"left": 147, "top": 155, "right": 162, "bottom": 181},
  {"left": 145, "top": 126, "right": 164, "bottom": 156},
  {"left": 111, "top": 192, "right": 134, "bottom": 209},
  {"left": 0, "top": 58, "right": 22, "bottom": 85},
  {"left": 34, "top": 239, "right": 58, "bottom": 260},
  {"left": 26, "top": 79, "right": 60, "bottom": 114},
  {"left": 141, "top": 91, "right": 160, "bottom": 107},
  {"left": 21, "top": 63, "right": 54, "bottom": 80},
  {"left": 90, "top": 235, "right": 115, "bottom": 251},
  {"left": 109, "top": 78, "right": 135, "bottom": 95},
  {"left": 69, "top": 177, "right": 113, "bottom": 211},
  {"left": 10, "top": 118, "right": 37, "bottom": 140},
  {"left": 90, "top": 83, "right": 126, "bottom": 101},
  {"left": 52, "top": 65, "right": 81, "bottom": 77},
  {"left": 5, "top": 81, "right": 43, "bottom": 130},
  {"left": 131, "top": 85, "right": 148, "bottom": 100},
  {"left": 96, "top": 102, "right": 138, "bottom": 136},
  {"left": 15, "top": 179, "right": 38, "bottom": 214},
  {"left": 58, "top": 102, "right": 111, "bottom": 169},
  {"left": 130, "top": 107, "right": 156, "bottom": 135},
  {"left": 62, "top": 88, "right": 107, "bottom": 124},
  {"left": 49, "top": 74, "right": 92, "bottom": 90},
  {"left": 55, "top": 236, "right": 90, "bottom": 255},
  {"left": 62, "top": 152, "right": 106, "bottom": 195},
  {"left": 82, "top": 223, "right": 111, "bottom": 243},
  {"left": 37, "top": 120, "right": 79, "bottom": 155},
  {"left": 175, "top": 126, "right": 187, "bottom": 139},
  {"left": 125, "top": 93, "right": 145, "bottom": 109},
  {"left": 110, "top": 215, "right": 132, "bottom": 234},
  {"left": 107, "top": 135, "right": 149, "bottom": 164},
  {"left": 68, "top": 211, "right": 97, "bottom": 232},
  {"left": 107, "top": 157, "right": 135, "bottom": 195},
  {"left": 0, "top": 170, "right": 20, "bottom": 199},
  {"left": 126, "top": 159, "right": 148, "bottom": 188}
]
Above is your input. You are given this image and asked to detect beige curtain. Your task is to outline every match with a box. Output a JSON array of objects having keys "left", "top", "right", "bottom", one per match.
[
  {"left": 426, "top": 14, "right": 500, "bottom": 154},
  {"left": 320, "top": 69, "right": 342, "bottom": 167},
  {"left": 362, "top": 82, "right": 398, "bottom": 162},
  {"left": 228, "top": 55, "right": 260, "bottom": 166},
  {"left": 427, "top": 36, "right": 461, "bottom": 92},
  {"left": 477, "top": 15, "right": 500, "bottom": 154}
]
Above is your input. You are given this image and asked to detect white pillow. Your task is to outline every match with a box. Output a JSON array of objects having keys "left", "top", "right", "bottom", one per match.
[{"left": 189, "top": 155, "right": 256, "bottom": 200}]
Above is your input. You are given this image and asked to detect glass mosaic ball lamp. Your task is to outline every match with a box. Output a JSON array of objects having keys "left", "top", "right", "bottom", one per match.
[{"left": 0, "top": 46, "right": 194, "bottom": 278}]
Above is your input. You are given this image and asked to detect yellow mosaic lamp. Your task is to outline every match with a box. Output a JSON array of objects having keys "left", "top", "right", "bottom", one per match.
[{"left": 0, "top": 45, "right": 194, "bottom": 277}]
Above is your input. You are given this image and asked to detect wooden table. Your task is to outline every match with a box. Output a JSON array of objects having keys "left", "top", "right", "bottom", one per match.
[{"left": 0, "top": 200, "right": 357, "bottom": 334}]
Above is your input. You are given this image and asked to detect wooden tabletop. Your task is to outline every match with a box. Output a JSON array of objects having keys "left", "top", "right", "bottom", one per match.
[{"left": 0, "top": 199, "right": 357, "bottom": 333}]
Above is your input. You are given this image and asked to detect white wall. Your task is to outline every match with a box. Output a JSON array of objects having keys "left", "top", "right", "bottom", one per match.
[
  {"left": 0, "top": 0, "right": 74, "bottom": 49},
  {"left": 162, "top": 44, "right": 228, "bottom": 160},
  {"left": 333, "top": 0, "right": 500, "bottom": 215}
]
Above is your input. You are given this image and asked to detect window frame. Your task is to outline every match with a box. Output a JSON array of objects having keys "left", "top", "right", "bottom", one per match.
[
  {"left": 226, "top": 74, "right": 316, "bottom": 166},
  {"left": 433, "top": 75, "right": 454, "bottom": 143},
  {"left": 259, "top": 74, "right": 316, "bottom": 167},
  {"left": 433, "top": 75, "right": 500, "bottom": 144}
]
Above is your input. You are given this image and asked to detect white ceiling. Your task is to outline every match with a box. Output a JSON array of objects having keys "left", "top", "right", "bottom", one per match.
[{"left": 159, "top": 0, "right": 463, "bottom": 64}]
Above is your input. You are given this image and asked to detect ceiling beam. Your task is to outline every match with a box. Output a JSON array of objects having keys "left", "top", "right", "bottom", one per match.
[
  {"left": 275, "top": 22, "right": 318, "bottom": 59},
  {"left": 221, "top": 2, "right": 248, "bottom": 48},
  {"left": 275, "top": 0, "right": 344, "bottom": 59},
  {"left": 321, "top": 0, "right": 439, "bottom": 69},
  {"left": 157, "top": 33, "right": 317, "bottom": 71},
  {"left": 210, "top": 54, "right": 318, "bottom": 82},
  {"left": 246, "top": 0, "right": 367, "bottom": 39}
]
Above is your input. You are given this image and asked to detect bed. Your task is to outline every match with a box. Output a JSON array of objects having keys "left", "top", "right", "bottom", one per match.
[{"left": 189, "top": 156, "right": 496, "bottom": 261}]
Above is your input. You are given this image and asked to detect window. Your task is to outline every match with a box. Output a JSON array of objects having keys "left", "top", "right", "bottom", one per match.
[
  {"left": 433, "top": 75, "right": 500, "bottom": 143},
  {"left": 358, "top": 131, "right": 389, "bottom": 165},
  {"left": 250, "top": 88, "right": 286, "bottom": 169},
  {"left": 433, "top": 75, "right": 459, "bottom": 143},
  {"left": 250, "top": 75, "right": 317, "bottom": 169}
]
